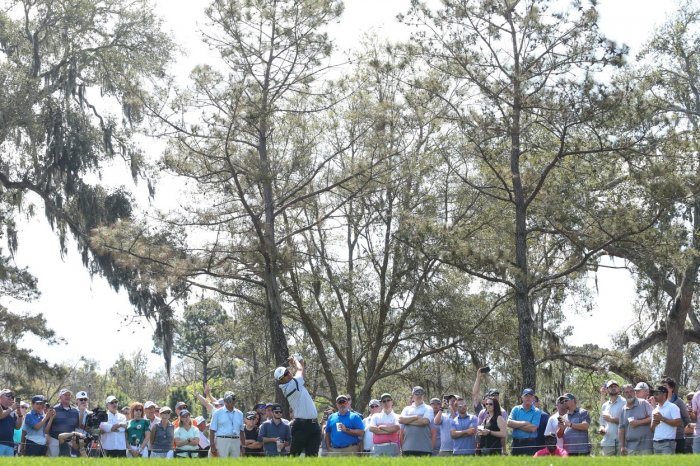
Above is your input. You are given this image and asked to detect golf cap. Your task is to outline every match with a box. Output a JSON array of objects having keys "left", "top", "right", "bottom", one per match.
[
  {"left": 274, "top": 367, "right": 287, "bottom": 381},
  {"left": 412, "top": 386, "right": 425, "bottom": 395}
]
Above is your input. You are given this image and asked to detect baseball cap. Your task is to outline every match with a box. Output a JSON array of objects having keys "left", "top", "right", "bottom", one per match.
[
  {"left": 254, "top": 402, "right": 267, "bottom": 409},
  {"left": 245, "top": 411, "right": 257, "bottom": 420},
  {"left": 194, "top": 416, "right": 206, "bottom": 424},
  {"left": 175, "top": 401, "right": 188, "bottom": 409},
  {"left": 58, "top": 388, "right": 72, "bottom": 397},
  {"left": 274, "top": 366, "right": 287, "bottom": 382},
  {"left": 144, "top": 401, "right": 156, "bottom": 409},
  {"left": 429, "top": 397, "right": 441, "bottom": 404},
  {"left": 369, "top": 399, "right": 380, "bottom": 407},
  {"left": 105, "top": 395, "right": 118, "bottom": 404},
  {"left": 31, "top": 395, "right": 47, "bottom": 404},
  {"left": 336, "top": 395, "right": 348, "bottom": 403},
  {"left": 606, "top": 379, "right": 620, "bottom": 388},
  {"left": 179, "top": 409, "right": 190, "bottom": 417},
  {"left": 159, "top": 406, "right": 172, "bottom": 414},
  {"left": 0, "top": 389, "right": 14, "bottom": 398},
  {"left": 556, "top": 395, "right": 567, "bottom": 404},
  {"left": 486, "top": 389, "right": 500, "bottom": 397},
  {"left": 563, "top": 393, "right": 576, "bottom": 401},
  {"left": 634, "top": 382, "right": 649, "bottom": 391},
  {"left": 223, "top": 391, "right": 236, "bottom": 402},
  {"left": 76, "top": 391, "right": 88, "bottom": 399},
  {"left": 521, "top": 388, "right": 535, "bottom": 396},
  {"left": 269, "top": 403, "right": 282, "bottom": 412},
  {"left": 412, "top": 386, "right": 425, "bottom": 395},
  {"left": 380, "top": 393, "right": 392, "bottom": 401}
]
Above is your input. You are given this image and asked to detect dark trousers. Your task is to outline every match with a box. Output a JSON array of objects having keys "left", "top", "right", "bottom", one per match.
[
  {"left": 403, "top": 451, "right": 432, "bottom": 456},
  {"left": 676, "top": 439, "right": 686, "bottom": 454},
  {"left": 25, "top": 440, "right": 47, "bottom": 457},
  {"left": 104, "top": 449, "right": 127, "bottom": 457},
  {"left": 289, "top": 419, "right": 321, "bottom": 457},
  {"left": 511, "top": 438, "right": 537, "bottom": 456}
]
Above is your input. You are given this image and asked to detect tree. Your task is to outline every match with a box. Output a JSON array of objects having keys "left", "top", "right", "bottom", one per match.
[
  {"left": 0, "top": 0, "right": 180, "bottom": 370},
  {"left": 602, "top": 1, "right": 700, "bottom": 382},
  {"left": 404, "top": 0, "right": 657, "bottom": 389}
]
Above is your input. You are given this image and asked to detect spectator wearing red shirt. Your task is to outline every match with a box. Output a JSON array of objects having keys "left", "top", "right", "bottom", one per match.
[{"left": 533, "top": 434, "right": 568, "bottom": 457}]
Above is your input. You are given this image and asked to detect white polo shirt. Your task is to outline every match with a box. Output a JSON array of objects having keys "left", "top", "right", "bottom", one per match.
[
  {"left": 279, "top": 375, "right": 317, "bottom": 419},
  {"left": 652, "top": 400, "right": 680, "bottom": 441}
]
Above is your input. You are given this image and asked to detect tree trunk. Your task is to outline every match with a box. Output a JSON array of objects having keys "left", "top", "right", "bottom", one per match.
[{"left": 510, "top": 69, "right": 537, "bottom": 390}]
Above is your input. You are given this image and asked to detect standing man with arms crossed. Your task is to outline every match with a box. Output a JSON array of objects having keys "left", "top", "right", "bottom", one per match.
[
  {"left": 399, "top": 386, "right": 434, "bottom": 456},
  {"left": 507, "top": 388, "right": 541, "bottom": 456},
  {"left": 274, "top": 354, "right": 320, "bottom": 457}
]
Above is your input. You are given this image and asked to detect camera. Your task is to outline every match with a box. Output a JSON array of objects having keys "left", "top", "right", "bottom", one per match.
[
  {"left": 85, "top": 407, "right": 108, "bottom": 431},
  {"left": 479, "top": 366, "right": 491, "bottom": 374}
]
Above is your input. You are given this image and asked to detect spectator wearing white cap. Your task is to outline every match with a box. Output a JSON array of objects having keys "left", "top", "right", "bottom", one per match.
[
  {"left": 194, "top": 415, "right": 210, "bottom": 457},
  {"left": 369, "top": 393, "right": 400, "bottom": 457},
  {"left": 144, "top": 401, "right": 160, "bottom": 428},
  {"left": 99, "top": 395, "right": 127, "bottom": 457},
  {"left": 74, "top": 391, "right": 92, "bottom": 436},
  {"left": 274, "top": 355, "right": 320, "bottom": 456},
  {"left": 150, "top": 406, "right": 174, "bottom": 458},
  {"left": 635, "top": 382, "right": 653, "bottom": 406},
  {"left": 399, "top": 386, "right": 434, "bottom": 456},
  {"left": 45, "top": 388, "right": 79, "bottom": 457},
  {"left": 363, "top": 399, "right": 381, "bottom": 454},
  {"left": 21, "top": 395, "right": 51, "bottom": 456},
  {"left": 599, "top": 379, "right": 626, "bottom": 455}
]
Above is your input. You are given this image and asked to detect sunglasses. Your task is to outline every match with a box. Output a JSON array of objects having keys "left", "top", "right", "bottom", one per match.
[
  {"left": 484, "top": 402, "right": 494, "bottom": 406},
  {"left": 337, "top": 400, "right": 348, "bottom": 404},
  {"left": 108, "top": 401, "right": 118, "bottom": 405},
  {"left": 370, "top": 404, "right": 380, "bottom": 408},
  {"left": 78, "top": 398, "right": 88, "bottom": 402},
  {"left": 381, "top": 399, "right": 392, "bottom": 403},
  {"left": 272, "top": 411, "right": 283, "bottom": 415},
  {"left": 178, "top": 406, "right": 188, "bottom": 410}
]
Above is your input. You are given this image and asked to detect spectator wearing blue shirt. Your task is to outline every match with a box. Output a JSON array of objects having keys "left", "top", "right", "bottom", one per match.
[
  {"left": 507, "top": 388, "right": 541, "bottom": 456},
  {"left": 22, "top": 396, "right": 51, "bottom": 456},
  {"left": 258, "top": 404, "right": 291, "bottom": 456},
  {"left": 209, "top": 392, "right": 245, "bottom": 458},
  {"left": 450, "top": 399, "right": 477, "bottom": 455},
  {"left": 325, "top": 395, "right": 365, "bottom": 455},
  {"left": 0, "top": 389, "right": 22, "bottom": 457}
]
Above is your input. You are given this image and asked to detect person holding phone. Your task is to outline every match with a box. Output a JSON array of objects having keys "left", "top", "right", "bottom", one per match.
[{"left": 0, "top": 389, "right": 22, "bottom": 456}]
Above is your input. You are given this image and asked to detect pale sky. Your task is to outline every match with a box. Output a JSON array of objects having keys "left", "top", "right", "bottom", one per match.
[{"left": 7, "top": 0, "right": 679, "bottom": 371}]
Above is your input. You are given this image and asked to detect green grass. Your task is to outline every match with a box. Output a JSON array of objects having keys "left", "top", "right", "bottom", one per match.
[{"left": 2, "top": 456, "right": 700, "bottom": 465}]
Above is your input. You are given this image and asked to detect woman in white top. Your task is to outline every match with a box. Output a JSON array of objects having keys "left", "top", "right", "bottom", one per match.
[{"left": 174, "top": 410, "right": 199, "bottom": 458}]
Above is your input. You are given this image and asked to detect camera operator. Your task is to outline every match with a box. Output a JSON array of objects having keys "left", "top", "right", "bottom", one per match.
[
  {"left": 0, "top": 389, "right": 22, "bottom": 456},
  {"left": 57, "top": 432, "right": 90, "bottom": 457},
  {"left": 99, "top": 396, "right": 127, "bottom": 457},
  {"left": 21, "top": 395, "right": 52, "bottom": 456},
  {"left": 45, "top": 388, "right": 79, "bottom": 457}
]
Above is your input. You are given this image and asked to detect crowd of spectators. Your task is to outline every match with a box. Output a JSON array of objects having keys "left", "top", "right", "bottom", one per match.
[{"left": 1, "top": 366, "right": 698, "bottom": 458}]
